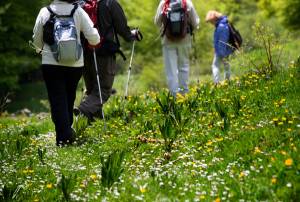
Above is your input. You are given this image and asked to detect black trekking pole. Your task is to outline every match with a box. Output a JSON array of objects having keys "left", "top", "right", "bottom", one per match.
[
  {"left": 124, "top": 38, "right": 136, "bottom": 99},
  {"left": 93, "top": 48, "right": 106, "bottom": 130}
]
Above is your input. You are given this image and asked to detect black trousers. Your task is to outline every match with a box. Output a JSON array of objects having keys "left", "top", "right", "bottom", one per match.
[
  {"left": 78, "top": 51, "right": 116, "bottom": 117},
  {"left": 42, "top": 65, "right": 82, "bottom": 144}
]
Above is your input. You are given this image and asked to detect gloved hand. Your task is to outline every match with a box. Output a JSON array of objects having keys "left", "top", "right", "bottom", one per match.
[{"left": 131, "top": 28, "right": 143, "bottom": 41}]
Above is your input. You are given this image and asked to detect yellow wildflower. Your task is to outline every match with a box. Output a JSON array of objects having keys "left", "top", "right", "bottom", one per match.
[
  {"left": 285, "top": 158, "right": 293, "bottom": 166},
  {"left": 90, "top": 174, "right": 97, "bottom": 181},
  {"left": 176, "top": 93, "right": 185, "bottom": 103},
  {"left": 139, "top": 184, "right": 147, "bottom": 193},
  {"left": 279, "top": 98, "right": 286, "bottom": 104},
  {"left": 239, "top": 171, "right": 245, "bottom": 178},
  {"left": 240, "top": 95, "right": 246, "bottom": 101},
  {"left": 254, "top": 147, "right": 261, "bottom": 154},
  {"left": 206, "top": 140, "right": 213, "bottom": 146},
  {"left": 46, "top": 183, "right": 53, "bottom": 189},
  {"left": 271, "top": 177, "right": 277, "bottom": 184},
  {"left": 215, "top": 197, "right": 221, "bottom": 202},
  {"left": 281, "top": 151, "right": 287, "bottom": 155}
]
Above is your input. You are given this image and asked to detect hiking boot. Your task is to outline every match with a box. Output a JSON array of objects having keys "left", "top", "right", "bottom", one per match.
[
  {"left": 73, "top": 107, "right": 96, "bottom": 124},
  {"left": 93, "top": 109, "right": 103, "bottom": 120}
]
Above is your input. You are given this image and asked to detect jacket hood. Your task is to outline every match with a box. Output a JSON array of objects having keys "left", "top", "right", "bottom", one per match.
[{"left": 215, "top": 16, "right": 228, "bottom": 27}]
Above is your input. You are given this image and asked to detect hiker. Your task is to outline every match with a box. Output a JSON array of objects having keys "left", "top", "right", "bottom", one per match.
[
  {"left": 32, "top": 0, "right": 100, "bottom": 146},
  {"left": 74, "top": 0, "right": 143, "bottom": 121},
  {"left": 154, "top": 0, "right": 200, "bottom": 96},
  {"left": 206, "top": 10, "right": 233, "bottom": 84}
]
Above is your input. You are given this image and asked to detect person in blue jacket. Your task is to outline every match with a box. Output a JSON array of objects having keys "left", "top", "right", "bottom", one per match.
[{"left": 206, "top": 10, "right": 233, "bottom": 84}]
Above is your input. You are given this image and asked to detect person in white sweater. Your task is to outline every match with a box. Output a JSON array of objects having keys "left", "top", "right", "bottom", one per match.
[{"left": 32, "top": 0, "right": 100, "bottom": 146}]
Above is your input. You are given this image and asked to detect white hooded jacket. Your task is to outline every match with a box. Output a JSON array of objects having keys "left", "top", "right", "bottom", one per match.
[{"left": 33, "top": 0, "right": 100, "bottom": 67}]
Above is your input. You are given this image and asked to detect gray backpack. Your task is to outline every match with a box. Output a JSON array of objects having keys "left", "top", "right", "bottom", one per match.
[{"left": 45, "top": 4, "right": 82, "bottom": 63}]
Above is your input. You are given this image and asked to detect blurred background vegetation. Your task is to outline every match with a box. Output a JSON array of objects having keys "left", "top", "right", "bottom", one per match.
[{"left": 0, "top": 0, "right": 299, "bottom": 113}]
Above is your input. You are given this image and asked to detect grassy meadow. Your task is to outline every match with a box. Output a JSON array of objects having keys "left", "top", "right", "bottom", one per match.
[{"left": 1, "top": 56, "right": 299, "bottom": 201}]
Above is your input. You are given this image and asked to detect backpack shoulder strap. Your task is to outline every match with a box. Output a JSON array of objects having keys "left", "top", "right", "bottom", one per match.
[
  {"left": 46, "top": 6, "right": 56, "bottom": 17},
  {"left": 70, "top": 4, "right": 79, "bottom": 17}
]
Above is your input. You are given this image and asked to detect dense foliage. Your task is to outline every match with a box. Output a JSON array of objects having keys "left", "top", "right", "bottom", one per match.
[
  {"left": 0, "top": 0, "right": 45, "bottom": 96},
  {"left": 258, "top": 0, "right": 300, "bottom": 30}
]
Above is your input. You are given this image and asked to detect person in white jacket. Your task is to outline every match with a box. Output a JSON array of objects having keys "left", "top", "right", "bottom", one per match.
[
  {"left": 32, "top": 0, "right": 100, "bottom": 146},
  {"left": 155, "top": 0, "right": 199, "bottom": 96}
]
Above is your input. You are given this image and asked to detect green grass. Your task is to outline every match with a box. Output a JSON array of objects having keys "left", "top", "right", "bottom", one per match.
[{"left": 0, "top": 59, "right": 299, "bottom": 201}]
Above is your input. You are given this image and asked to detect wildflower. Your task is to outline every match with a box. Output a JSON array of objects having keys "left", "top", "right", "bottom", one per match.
[
  {"left": 176, "top": 93, "right": 186, "bottom": 103},
  {"left": 206, "top": 141, "right": 213, "bottom": 146},
  {"left": 272, "top": 118, "right": 279, "bottom": 122},
  {"left": 215, "top": 197, "right": 221, "bottom": 202},
  {"left": 46, "top": 183, "right": 53, "bottom": 189},
  {"left": 139, "top": 184, "right": 147, "bottom": 193},
  {"left": 287, "top": 128, "right": 292, "bottom": 132},
  {"left": 285, "top": 158, "right": 293, "bottom": 166},
  {"left": 90, "top": 174, "right": 97, "bottom": 181},
  {"left": 281, "top": 151, "right": 287, "bottom": 155},
  {"left": 239, "top": 171, "right": 245, "bottom": 178},
  {"left": 271, "top": 177, "right": 277, "bottom": 184},
  {"left": 254, "top": 147, "right": 261, "bottom": 154},
  {"left": 216, "top": 137, "right": 224, "bottom": 142},
  {"left": 279, "top": 98, "right": 286, "bottom": 104},
  {"left": 80, "top": 183, "right": 86, "bottom": 188},
  {"left": 278, "top": 122, "right": 284, "bottom": 126}
]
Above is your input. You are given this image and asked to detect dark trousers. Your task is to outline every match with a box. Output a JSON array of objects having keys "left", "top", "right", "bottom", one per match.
[
  {"left": 42, "top": 65, "right": 82, "bottom": 144},
  {"left": 78, "top": 50, "right": 116, "bottom": 117}
]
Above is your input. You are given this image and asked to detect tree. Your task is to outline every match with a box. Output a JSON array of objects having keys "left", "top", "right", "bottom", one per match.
[
  {"left": 0, "top": 0, "right": 45, "bottom": 97},
  {"left": 258, "top": 0, "right": 300, "bottom": 30}
]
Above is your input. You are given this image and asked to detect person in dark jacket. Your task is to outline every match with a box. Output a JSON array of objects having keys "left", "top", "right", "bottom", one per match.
[
  {"left": 74, "top": 0, "right": 142, "bottom": 121},
  {"left": 206, "top": 10, "right": 233, "bottom": 84}
]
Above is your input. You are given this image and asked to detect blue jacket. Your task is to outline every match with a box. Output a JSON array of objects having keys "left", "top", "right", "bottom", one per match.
[{"left": 214, "top": 16, "right": 233, "bottom": 58}]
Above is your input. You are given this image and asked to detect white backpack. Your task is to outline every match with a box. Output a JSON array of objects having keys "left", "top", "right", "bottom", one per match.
[{"left": 45, "top": 4, "right": 82, "bottom": 63}]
